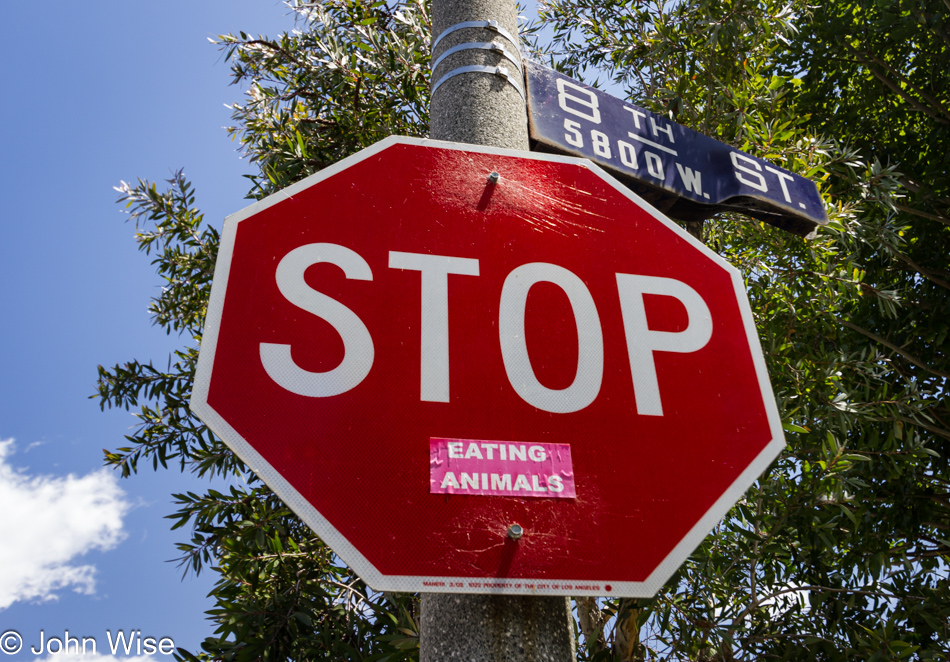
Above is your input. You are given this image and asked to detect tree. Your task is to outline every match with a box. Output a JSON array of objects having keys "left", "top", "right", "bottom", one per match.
[{"left": 97, "top": 0, "right": 949, "bottom": 659}]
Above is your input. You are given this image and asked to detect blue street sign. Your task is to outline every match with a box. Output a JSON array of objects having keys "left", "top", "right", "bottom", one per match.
[{"left": 525, "top": 61, "right": 827, "bottom": 237}]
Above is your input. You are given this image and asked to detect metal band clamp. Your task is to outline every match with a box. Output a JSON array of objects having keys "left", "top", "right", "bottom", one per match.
[
  {"left": 431, "top": 19, "right": 520, "bottom": 52},
  {"left": 431, "top": 64, "right": 526, "bottom": 102},
  {"left": 431, "top": 41, "right": 523, "bottom": 75}
]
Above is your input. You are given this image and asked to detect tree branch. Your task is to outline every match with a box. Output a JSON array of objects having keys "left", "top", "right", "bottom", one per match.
[
  {"left": 842, "top": 42, "right": 950, "bottom": 124},
  {"left": 865, "top": 65, "right": 950, "bottom": 124},
  {"left": 898, "top": 416, "right": 950, "bottom": 442},
  {"left": 880, "top": 239, "right": 950, "bottom": 291},
  {"left": 839, "top": 319, "right": 950, "bottom": 379},
  {"left": 898, "top": 177, "right": 950, "bottom": 209},
  {"left": 863, "top": 415, "right": 950, "bottom": 442},
  {"left": 894, "top": 202, "right": 950, "bottom": 227},
  {"left": 735, "top": 584, "right": 924, "bottom": 624},
  {"left": 858, "top": 48, "right": 950, "bottom": 122}
]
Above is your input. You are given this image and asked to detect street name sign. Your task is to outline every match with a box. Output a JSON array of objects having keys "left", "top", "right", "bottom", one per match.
[
  {"left": 191, "top": 136, "right": 785, "bottom": 597},
  {"left": 526, "top": 60, "right": 827, "bottom": 237}
]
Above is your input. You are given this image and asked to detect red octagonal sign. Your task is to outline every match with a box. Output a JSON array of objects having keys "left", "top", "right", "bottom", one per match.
[{"left": 192, "top": 136, "right": 784, "bottom": 597}]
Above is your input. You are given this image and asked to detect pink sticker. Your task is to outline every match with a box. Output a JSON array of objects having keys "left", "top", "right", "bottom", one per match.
[{"left": 430, "top": 438, "right": 576, "bottom": 498}]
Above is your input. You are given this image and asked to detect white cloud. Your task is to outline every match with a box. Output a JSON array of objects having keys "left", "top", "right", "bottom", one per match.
[{"left": 0, "top": 439, "right": 129, "bottom": 610}]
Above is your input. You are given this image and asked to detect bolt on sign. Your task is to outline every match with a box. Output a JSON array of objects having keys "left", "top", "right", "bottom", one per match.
[{"left": 191, "top": 136, "right": 785, "bottom": 597}]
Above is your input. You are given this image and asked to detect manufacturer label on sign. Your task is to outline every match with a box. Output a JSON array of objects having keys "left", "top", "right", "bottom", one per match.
[{"left": 430, "top": 438, "right": 576, "bottom": 498}]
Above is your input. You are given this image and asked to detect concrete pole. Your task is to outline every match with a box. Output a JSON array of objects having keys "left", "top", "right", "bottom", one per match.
[
  {"left": 429, "top": 0, "right": 529, "bottom": 150},
  {"left": 421, "top": 1, "right": 576, "bottom": 660}
]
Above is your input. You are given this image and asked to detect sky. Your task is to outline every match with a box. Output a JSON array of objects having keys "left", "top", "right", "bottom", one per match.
[{"left": 0, "top": 2, "right": 297, "bottom": 659}]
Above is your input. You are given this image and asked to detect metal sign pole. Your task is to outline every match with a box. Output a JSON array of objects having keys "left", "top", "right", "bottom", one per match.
[{"left": 422, "top": 0, "right": 576, "bottom": 659}]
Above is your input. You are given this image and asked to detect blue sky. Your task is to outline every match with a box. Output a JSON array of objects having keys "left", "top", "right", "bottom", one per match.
[{"left": 0, "top": 2, "right": 295, "bottom": 658}]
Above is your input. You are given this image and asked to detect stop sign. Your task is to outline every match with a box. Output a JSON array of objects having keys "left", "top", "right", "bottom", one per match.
[{"left": 191, "top": 136, "right": 784, "bottom": 597}]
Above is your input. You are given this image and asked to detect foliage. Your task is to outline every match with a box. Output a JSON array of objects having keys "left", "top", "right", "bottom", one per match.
[
  {"left": 534, "top": 0, "right": 950, "bottom": 658},
  {"left": 98, "top": 0, "right": 948, "bottom": 659},
  {"left": 218, "top": 0, "right": 430, "bottom": 199}
]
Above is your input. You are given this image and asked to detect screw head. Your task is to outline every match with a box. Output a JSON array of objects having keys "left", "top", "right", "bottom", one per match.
[
  {"left": 488, "top": 171, "right": 500, "bottom": 184},
  {"left": 507, "top": 523, "right": 523, "bottom": 540}
]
